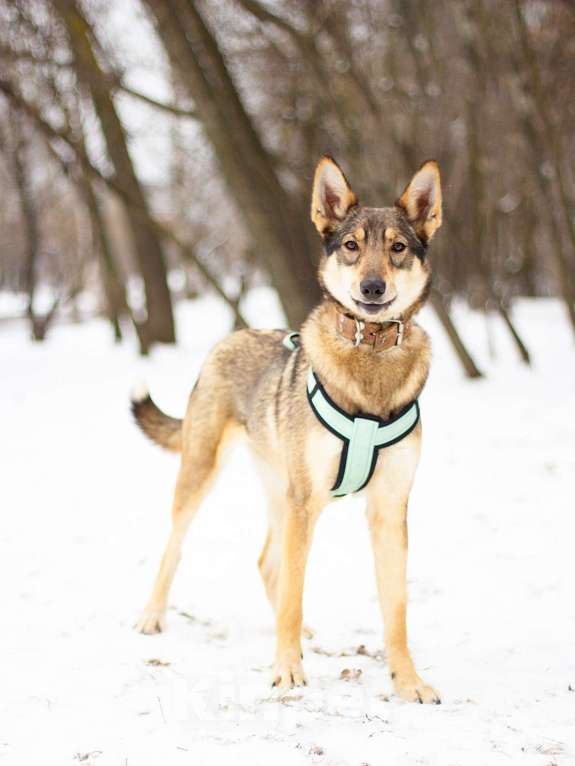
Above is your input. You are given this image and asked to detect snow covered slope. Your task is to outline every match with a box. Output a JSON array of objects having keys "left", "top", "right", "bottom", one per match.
[{"left": 1, "top": 293, "right": 574, "bottom": 765}]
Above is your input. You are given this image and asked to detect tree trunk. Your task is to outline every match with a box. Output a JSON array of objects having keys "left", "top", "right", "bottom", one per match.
[
  {"left": 52, "top": 0, "right": 176, "bottom": 345},
  {"left": 79, "top": 174, "right": 152, "bottom": 354},
  {"left": 461, "top": 1, "right": 531, "bottom": 365},
  {"left": 511, "top": 85, "right": 575, "bottom": 334},
  {"left": 498, "top": 303, "right": 531, "bottom": 365},
  {"left": 430, "top": 291, "right": 483, "bottom": 379},
  {"left": 142, "top": 0, "right": 321, "bottom": 328},
  {"left": 10, "top": 131, "right": 40, "bottom": 335},
  {"left": 79, "top": 176, "right": 123, "bottom": 343},
  {"left": 511, "top": 0, "right": 575, "bottom": 336},
  {"left": 6, "top": 120, "right": 58, "bottom": 341}
]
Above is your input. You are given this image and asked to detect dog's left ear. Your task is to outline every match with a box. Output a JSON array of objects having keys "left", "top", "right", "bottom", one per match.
[
  {"left": 397, "top": 160, "right": 442, "bottom": 243},
  {"left": 311, "top": 156, "right": 357, "bottom": 236}
]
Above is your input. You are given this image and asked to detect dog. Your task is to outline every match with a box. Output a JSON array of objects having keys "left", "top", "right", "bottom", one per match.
[{"left": 131, "top": 156, "right": 443, "bottom": 703}]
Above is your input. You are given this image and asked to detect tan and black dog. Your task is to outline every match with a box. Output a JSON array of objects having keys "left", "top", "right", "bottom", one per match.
[{"left": 132, "top": 156, "right": 443, "bottom": 703}]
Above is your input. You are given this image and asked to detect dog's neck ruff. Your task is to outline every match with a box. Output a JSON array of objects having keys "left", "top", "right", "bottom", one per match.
[
  {"left": 334, "top": 306, "right": 410, "bottom": 351},
  {"left": 306, "top": 368, "right": 420, "bottom": 497}
]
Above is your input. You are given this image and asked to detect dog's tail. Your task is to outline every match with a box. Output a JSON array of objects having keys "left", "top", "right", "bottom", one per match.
[{"left": 130, "top": 383, "right": 182, "bottom": 453}]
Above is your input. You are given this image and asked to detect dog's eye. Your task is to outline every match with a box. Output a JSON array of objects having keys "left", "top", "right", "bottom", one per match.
[
  {"left": 344, "top": 240, "right": 358, "bottom": 251},
  {"left": 391, "top": 242, "right": 406, "bottom": 253}
]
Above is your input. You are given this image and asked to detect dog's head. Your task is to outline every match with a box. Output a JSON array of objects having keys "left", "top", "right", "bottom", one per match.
[{"left": 311, "top": 157, "right": 442, "bottom": 322}]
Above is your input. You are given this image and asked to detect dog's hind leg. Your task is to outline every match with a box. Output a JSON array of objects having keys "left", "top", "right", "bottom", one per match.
[
  {"left": 271, "top": 492, "right": 321, "bottom": 688},
  {"left": 136, "top": 412, "right": 238, "bottom": 635},
  {"left": 255, "top": 466, "right": 315, "bottom": 641},
  {"left": 258, "top": 523, "right": 315, "bottom": 641},
  {"left": 258, "top": 528, "right": 280, "bottom": 609},
  {"left": 254, "top": 462, "right": 314, "bottom": 639},
  {"left": 260, "top": 533, "right": 317, "bottom": 641},
  {"left": 255, "top": 463, "right": 285, "bottom": 611},
  {"left": 135, "top": 468, "right": 210, "bottom": 634}
]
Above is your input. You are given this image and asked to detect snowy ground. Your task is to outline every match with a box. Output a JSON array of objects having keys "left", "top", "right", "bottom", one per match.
[{"left": 1, "top": 291, "right": 574, "bottom": 766}]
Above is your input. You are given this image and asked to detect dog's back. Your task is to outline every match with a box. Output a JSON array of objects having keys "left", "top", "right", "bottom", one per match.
[{"left": 132, "top": 328, "right": 306, "bottom": 457}]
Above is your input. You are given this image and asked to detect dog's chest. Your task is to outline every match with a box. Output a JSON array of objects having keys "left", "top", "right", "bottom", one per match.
[{"left": 304, "top": 412, "right": 421, "bottom": 503}]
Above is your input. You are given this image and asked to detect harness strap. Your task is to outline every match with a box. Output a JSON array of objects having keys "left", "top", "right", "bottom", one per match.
[
  {"left": 306, "top": 368, "right": 420, "bottom": 497},
  {"left": 282, "top": 331, "right": 301, "bottom": 351}
]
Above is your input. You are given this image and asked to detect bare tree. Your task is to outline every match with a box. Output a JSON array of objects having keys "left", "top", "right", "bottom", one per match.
[
  {"left": 0, "top": 110, "right": 62, "bottom": 340},
  {"left": 510, "top": 0, "right": 575, "bottom": 335},
  {"left": 51, "top": 0, "right": 176, "bottom": 346},
  {"left": 141, "top": 1, "right": 321, "bottom": 328}
]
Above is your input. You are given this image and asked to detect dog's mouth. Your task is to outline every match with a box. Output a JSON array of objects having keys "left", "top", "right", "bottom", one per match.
[{"left": 353, "top": 297, "right": 396, "bottom": 315}]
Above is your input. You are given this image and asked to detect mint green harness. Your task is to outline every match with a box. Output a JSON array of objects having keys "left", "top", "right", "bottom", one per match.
[{"left": 283, "top": 332, "right": 420, "bottom": 497}]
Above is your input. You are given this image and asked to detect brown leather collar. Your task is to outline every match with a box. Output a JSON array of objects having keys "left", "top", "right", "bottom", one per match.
[{"left": 335, "top": 307, "right": 410, "bottom": 351}]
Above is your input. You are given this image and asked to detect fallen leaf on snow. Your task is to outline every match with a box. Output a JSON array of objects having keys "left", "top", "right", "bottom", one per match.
[{"left": 340, "top": 668, "right": 362, "bottom": 682}]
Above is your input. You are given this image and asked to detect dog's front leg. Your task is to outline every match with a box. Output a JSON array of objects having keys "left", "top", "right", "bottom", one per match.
[
  {"left": 272, "top": 499, "right": 318, "bottom": 688},
  {"left": 366, "top": 497, "right": 440, "bottom": 704}
]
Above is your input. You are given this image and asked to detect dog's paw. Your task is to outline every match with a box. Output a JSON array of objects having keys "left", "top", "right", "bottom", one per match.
[
  {"left": 271, "top": 653, "right": 307, "bottom": 689},
  {"left": 394, "top": 676, "right": 441, "bottom": 704},
  {"left": 135, "top": 607, "right": 166, "bottom": 635}
]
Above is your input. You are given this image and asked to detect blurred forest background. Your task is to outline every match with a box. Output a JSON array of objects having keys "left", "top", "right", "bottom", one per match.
[{"left": 0, "top": 0, "right": 574, "bottom": 376}]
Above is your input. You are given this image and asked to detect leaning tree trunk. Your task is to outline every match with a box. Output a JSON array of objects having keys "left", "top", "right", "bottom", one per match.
[
  {"left": 81, "top": 187, "right": 122, "bottom": 344},
  {"left": 142, "top": 0, "right": 321, "bottom": 328},
  {"left": 52, "top": 0, "right": 176, "bottom": 345},
  {"left": 79, "top": 173, "right": 153, "bottom": 354},
  {"left": 430, "top": 291, "right": 483, "bottom": 378}
]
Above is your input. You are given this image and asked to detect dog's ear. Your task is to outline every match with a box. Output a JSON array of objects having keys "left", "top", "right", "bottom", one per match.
[
  {"left": 397, "top": 160, "right": 442, "bottom": 243},
  {"left": 311, "top": 156, "right": 357, "bottom": 236}
]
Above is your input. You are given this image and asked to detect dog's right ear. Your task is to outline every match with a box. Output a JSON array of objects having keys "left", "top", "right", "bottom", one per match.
[{"left": 311, "top": 156, "right": 357, "bottom": 237}]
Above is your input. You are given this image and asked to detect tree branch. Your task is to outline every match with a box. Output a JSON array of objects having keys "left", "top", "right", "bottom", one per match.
[
  {"left": 0, "top": 42, "right": 198, "bottom": 119},
  {"left": 0, "top": 75, "right": 247, "bottom": 329},
  {"left": 115, "top": 81, "right": 198, "bottom": 118},
  {"left": 235, "top": 0, "right": 304, "bottom": 38}
]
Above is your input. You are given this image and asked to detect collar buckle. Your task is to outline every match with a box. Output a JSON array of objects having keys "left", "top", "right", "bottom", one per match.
[
  {"left": 353, "top": 318, "right": 365, "bottom": 347},
  {"left": 386, "top": 319, "right": 404, "bottom": 346}
]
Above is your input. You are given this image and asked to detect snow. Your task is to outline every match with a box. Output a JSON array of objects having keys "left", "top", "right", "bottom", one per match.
[{"left": 1, "top": 291, "right": 574, "bottom": 766}]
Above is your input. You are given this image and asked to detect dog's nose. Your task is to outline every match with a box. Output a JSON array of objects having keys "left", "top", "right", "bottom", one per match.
[{"left": 359, "top": 278, "right": 386, "bottom": 300}]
